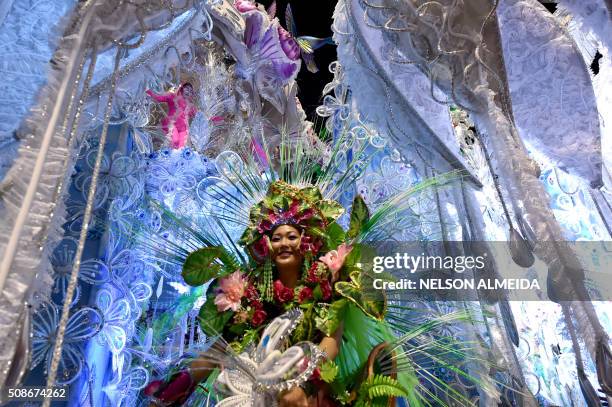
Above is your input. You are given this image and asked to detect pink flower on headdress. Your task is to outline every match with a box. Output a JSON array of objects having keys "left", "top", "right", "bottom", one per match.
[
  {"left": 214, "top": 271, "right": 248, "bottom": 312},
  {"left": 278, "top": 200, "right": 301, "bottom": 225},
  {"left": 319, "top": 243, "right": 352, "bottom": 282},
  {"left": 257, "top": 219, "right": 273, "bottom": 234},
  {"left": 296, "top": 208, "right": 314, "bottom": 223},
  {"left": 257, "top": 201, "right": 304, "bottom": 233},
  {"left": 234, "top": 0, "right": 257, "bottom": 12},
  {"left": 278, "top": 26, "right": 301, "bottom": 61}
]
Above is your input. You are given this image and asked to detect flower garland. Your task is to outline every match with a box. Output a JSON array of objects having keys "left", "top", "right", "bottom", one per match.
[{"left": 201, "top": 240, "right": 352, "bottom": 354}]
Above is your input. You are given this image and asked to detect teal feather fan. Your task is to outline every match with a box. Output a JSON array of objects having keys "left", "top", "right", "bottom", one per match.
[{"left": 136, "top": 128, "right": 502, "bottom": 406}]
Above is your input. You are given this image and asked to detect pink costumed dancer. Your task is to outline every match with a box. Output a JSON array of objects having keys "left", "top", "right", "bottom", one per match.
[{"left": 146, "top": 83, "right": 197, "bottom": 149}]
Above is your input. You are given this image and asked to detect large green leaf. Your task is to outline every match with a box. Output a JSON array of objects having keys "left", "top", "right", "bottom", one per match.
[
  {"left": 319, "top": 200, "right": 345, "bottom": 222},
  {"left": 325, "top": 222, "right": 346, "bottom": 250},
  {"left": 182, "top": 247, "right": 227, "bottom": 286},
  {"left": 316, "top": 299, "right": 348, "bottom": 336},
  {"left": 320, "top": 360, "right": 339, "bottom": 383},
  {"left": 348, "top": 195, "right": 370, "bottom": 239},
  {"left": 335, "top": 271, "right": 386, "bottom": 320},
  {"left": 197, "top": 297, "right": 233, "bottom": 337}
]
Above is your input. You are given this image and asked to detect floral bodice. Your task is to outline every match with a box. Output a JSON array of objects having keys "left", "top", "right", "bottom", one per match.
[{"left": 201, "top": 260, "right": 338, "bottom": 353}]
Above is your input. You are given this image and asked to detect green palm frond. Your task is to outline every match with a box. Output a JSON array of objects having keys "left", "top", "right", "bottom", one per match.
[
  {"left": 380, "top": 309, "right": 500, "bottom": 405},
  {"left": 359, "top": 374, "right": 408, "bottom": 401}
]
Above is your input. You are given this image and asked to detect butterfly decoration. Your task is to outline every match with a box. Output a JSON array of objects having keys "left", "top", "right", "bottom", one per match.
[
  {"left": 215, "top": 309, "right": 325, "bottom": 406},
  {"left": 271, "top": 3, "right": 334, "bottom": 73}
]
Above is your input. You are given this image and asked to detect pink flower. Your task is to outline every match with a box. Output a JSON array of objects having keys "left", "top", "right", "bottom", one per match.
[
  {"left": 214, "top": 271, "right": 247, "bottom": 312},
  {"left": 234, "top": 0, "right": 257, "bottom": 12},
  {"left": 286, "top": 200, "right": 301, "bottom": 218},
  {"left": 251, "top": 309, "right": 267, "bottom": 326},
  {"left": 298, "top": 286, "right": 313, "bottom": 303},
  {"left": 278, "top": 26, "right": 301, "bottom": 61},
  {"left": 257, "top": 219, "right": 273, "bottom": 233},
  {"left": 296, "top": 208, "right": 314, "bottom": 223},
  {"left": 319, "top": 243, "right": 352, "bottom": 282}
]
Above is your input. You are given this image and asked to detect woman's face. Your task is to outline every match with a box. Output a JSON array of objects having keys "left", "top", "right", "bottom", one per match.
[
  {"left": 270, "top": 225, "right": 303, "bottom": 269},
  {"left": 181, "top": 84, "right": 195, "bottom": 99}
]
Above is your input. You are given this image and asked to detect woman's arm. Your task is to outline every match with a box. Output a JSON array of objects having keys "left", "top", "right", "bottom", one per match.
[
  {"left": 146, "top": 89, "right": 172, "bottom": 103},
  {"left": 318, "top": 321, "right": 344, "bottom": 360},
  {"left": 279, "top": 323, "right": 344, "bottom": 407},
  {"left": 189, "top": 354, "right": 218, "bottom": 384}
]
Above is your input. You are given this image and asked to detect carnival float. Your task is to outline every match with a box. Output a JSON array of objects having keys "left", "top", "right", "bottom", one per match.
[{"left": 0, "top": 0, "right": 611, "bottom": 406}]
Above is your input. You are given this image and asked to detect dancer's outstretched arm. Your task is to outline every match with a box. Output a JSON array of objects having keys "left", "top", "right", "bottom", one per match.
[{"left": 146, "top": 89, "right": 173, "bottom": 103}]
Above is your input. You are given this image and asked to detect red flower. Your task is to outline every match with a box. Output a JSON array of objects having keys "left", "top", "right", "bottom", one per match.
[
  {"left": 251, "top": 299, "right": 263, "bottom": 310},
  {"left": 286, "top": 200, "right": 301, "bottom": 218},
  {"left": 306, "top": 263, "right": 320, "bottom": 283},
  {"left": 298, "top": 286, "right": 313, "bottom": 303},
  {"left": 300, "top": 234, "right": 322, "bottom": 255},
  {"left": 143, "top": 380, "right": 164, "bottom": 397},
  {"left": 245, "top": 283, "right": 259, "bottom": 301},
  {"left": 310, "top": 367, "right": 325, "bottom": 387},
  {"left": 251, "top": 237, "right": 270, "bottom": 260},
  {"left": 320, "top": 280, "right": 332, "bottom": 300},
  {"left": 273, "top": 280, "right": 295, "bottom": 303},
  {"left": 257, "top": 221, "right": 269, "bottom": 233},
  {"left": 251, "top": 309, "right": 267, "bottom": 326},
  {"left": 157, "top": 371, "right": 194, "bottom": 404}
]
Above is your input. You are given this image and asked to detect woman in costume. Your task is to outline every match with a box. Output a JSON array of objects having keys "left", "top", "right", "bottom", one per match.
[
  {"left": 146, "top": 83, "right": 198, "bottom": 149},
  {"left": 143, "top": 155, "right": 493, "bottom": 406}
]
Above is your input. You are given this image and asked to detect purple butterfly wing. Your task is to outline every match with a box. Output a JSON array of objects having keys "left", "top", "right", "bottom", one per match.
[
  {"left": 267, "top": 0, "right": 277, "bottom": 18},
  {"left": 244, "top": 12, "right": 265, "bottom": 49},
  {"left": 302, "top": 52, "right": 319, "bottom": 73},
  {"left": 285, "top": 4, "right": 298, "bottom": 36}
]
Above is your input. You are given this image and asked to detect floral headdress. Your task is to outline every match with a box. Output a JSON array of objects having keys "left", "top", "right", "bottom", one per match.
[{"left": 239, "top": 181, "right": 344, "bottom": 263}]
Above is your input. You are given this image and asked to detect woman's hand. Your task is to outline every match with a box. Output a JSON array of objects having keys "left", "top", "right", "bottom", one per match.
[{"left": 278, "top": 386, "right": 309, "bottom": 407}]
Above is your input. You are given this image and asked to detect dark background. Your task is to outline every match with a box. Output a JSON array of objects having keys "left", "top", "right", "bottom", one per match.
[{"left": 259, "top": 0, "right": 339, "bottom": 121}]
